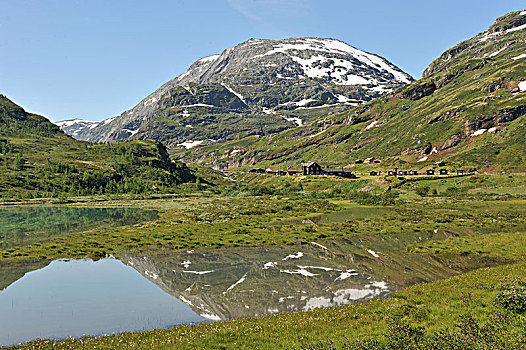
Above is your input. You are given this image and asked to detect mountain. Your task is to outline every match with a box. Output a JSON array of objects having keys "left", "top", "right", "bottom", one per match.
[
  {"left": 58, "top": 38, "right": 413, "bottom": 150},
  {"left": 0, "top": 95, "right": 195, "bottom": 199},
  {"left": 181, "top": 10, "right": 526, "bottom": 171}
]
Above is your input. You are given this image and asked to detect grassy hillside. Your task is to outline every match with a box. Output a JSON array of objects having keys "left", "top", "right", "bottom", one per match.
[
  {"left": 0, "top": 95, "right": 195, "bottom": 199},
  {"left": 182, "top": 10, "right": 526, "bottom": 172}
]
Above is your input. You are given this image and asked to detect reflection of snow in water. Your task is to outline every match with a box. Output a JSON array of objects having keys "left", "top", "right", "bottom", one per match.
[
  {"left": 303, "top": 283, "right": 389, "bottom": 311},
  {"left": 138, "top": 247, "right": 394, "bottom": 322},
  {"left": 280, "top": 269, "right": 318, "bottom": 277},
  {"left": 263, "top": 261, "right": 278, "bottom": 269},
  {"left": 282, "top": 252, "right": 303, "bottom": 260},
  {"left": 200, "top": 312, "right": 221, "bottom": 321},
  {"left": 335, "top": 270, "right": 359, "bottom": 281},
  {"left": 223, "top": 272, "right": 248, "bottom": 294},
  {"left": 145, "top": 270, "right": 158, "bottom": 279},
  {"left": 297, "top": 265, "right": 334, "bottom": 271},
  {"left": 181, "top": 270, "right": 214, "bottom": 275}
]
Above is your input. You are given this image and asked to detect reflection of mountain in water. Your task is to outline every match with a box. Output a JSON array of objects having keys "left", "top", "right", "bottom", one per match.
[{"left": 124, "top": 245, "right": 391, "bottom": 321}]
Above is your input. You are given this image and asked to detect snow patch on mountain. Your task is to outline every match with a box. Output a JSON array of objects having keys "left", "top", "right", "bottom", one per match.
[
  {"left": 198, "top": 54, "right": 220, "bottom": 63},
  {"left": 281, "top": 115, "right": 303, "bottom": 126},
  {"left": 178, "top": 140, "right": 204, "bottom": 149},
  {"left": 221, "top": 83, "right": 247, "bottom": 105}
]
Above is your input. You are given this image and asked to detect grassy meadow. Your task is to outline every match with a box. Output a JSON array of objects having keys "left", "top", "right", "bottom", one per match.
[{"left": 1, "top": 172, "right": 525, "bottom": 349}]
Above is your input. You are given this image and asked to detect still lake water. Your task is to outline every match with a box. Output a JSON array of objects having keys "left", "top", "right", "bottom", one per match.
[
  {"left": 0, "top": 259, "right": 204, "bottom": 346},
  {"left": 0, "top": 205, "right": 397, "bottom": 346},
  {"left": 0, "top": 205, "right": 158, "bottom": 249}
]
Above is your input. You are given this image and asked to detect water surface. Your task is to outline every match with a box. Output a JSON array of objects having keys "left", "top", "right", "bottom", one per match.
[
  {"left": 0, "top": 259, "right": 203, "bottom": 346},
  {"left": 0, "top": 205, "right": 158, "bottom": 249}
]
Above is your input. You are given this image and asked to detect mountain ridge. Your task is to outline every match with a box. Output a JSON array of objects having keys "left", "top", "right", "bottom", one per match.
[
  {"left": 178, "top": 10, "right": 526, "bottom": 171},
  {"left": 0, "top": 95, "right": 196, "bottom": 199},
  {"left": 57, "top": 37, "right": 413, "bottom": 148}
]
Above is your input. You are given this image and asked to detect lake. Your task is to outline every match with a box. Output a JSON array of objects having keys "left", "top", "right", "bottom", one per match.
[
  {"left": 0, "top": 205, "right": 398, "bottom": 346},
  {"left": 0, "top": 205, "right": 158, "bottom": 250},
  {"left": 0, "top": 244, "right": 394, "bottom": 346},
  {"left": 0, "top": 259, "right": 204, "bottom": 347}
]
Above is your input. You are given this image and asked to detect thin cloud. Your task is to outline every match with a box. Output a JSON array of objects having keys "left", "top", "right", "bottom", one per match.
[{"left": 227, "top": 0, "right": 312, "bottom": 22}]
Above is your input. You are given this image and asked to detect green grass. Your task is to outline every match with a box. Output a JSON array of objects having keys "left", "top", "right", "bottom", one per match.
[
  {"left": 2, "top": 193, "right": 524, "bottom": 263},
  {"left": 0, "top": 95, "right": 199, "bottom": 200}
]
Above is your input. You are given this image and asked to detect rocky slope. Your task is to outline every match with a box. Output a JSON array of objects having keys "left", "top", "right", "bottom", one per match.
[
  {"left": 58, "top": 38, "right": 412, "bottom": 150},
  {"left": 182, "top": 10, "right": 526, "bottom": 171}
]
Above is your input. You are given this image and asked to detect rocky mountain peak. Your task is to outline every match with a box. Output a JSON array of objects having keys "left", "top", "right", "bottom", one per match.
[
  {"left": 175, "top": 37, "right": 412, "bottom": 87},
  {"left": 57, "top": 37, "right": 413, "bottom": 146}
]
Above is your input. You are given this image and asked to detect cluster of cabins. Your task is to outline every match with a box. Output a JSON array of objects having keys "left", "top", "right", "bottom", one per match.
[
  {"left": 249, "top": 162, "right": 356, "bottom": 178},
  {"left": 249, "top": 162, "right": 473, "bottom": 178}
]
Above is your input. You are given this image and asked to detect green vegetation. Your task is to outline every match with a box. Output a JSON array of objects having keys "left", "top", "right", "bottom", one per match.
[
  {"left": 0, "top": 95, "right": 196, "bottom": 200},
  {"left": 0, "top": 169, "right": 524, "bottom": 349},
  {"left": 1, "top": 12, "right": 526, "bottom": 349},
  {"left": 183, "top": 10, "right": 526, "bottom": 172}
]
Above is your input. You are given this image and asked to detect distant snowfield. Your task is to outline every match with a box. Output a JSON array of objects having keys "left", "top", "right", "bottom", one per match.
[
  {"left": 178, "top": 140, "right": 204, "bottom": 149},
  {"left": 198, "top": 54, "right": 220, "bottom": 63},
  {"left": 518, "top": 81, "right": 526, "bottom": 92},
  {"left": 488, "top": 46, "right": 507, "bottom": 57},
  {"left": 512, "top": 53, "right": 526, "bottom": 60},
  {"left": 221, "top": 83, "right": 247, "bottom": 105},
  {"left": 281, "top": 115, "right": 303, "bottom": 126},
  {"left": 55, "top": 119, "right": 99, "bottom": 128},
  {"left": 251, "top": 38, "right": 411, "bottom": 85}
]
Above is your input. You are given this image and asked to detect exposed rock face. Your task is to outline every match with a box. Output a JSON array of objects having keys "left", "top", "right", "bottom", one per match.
[
  {"left": 497, "top": 105, "right": 526, "bottom": 123},
  {"left": 397, "top": 82, "right": 436, "bottom": 101},
  {"left": 440, "top": 133, "right": 462, "bottom": 150},
  {"left": 57, "top": 38, "right": 413, "bottom": 147}
]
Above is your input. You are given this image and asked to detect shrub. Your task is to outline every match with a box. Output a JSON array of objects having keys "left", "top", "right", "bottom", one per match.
[{"left": 495, "top": 277, "right": 526, "bottom": 313}]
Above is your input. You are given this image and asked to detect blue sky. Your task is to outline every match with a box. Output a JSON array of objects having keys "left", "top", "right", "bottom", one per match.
[{"left": 1, "top": 0, "right": 524, "bottom": 122}]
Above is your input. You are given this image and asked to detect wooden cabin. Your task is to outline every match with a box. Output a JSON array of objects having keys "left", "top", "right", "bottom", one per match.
[
  {"left": 301, "top": 162, "right": 322, "bottom": 175},
  {"left": 323, "top": 168, "right": 356, "bottom": 178},
  {"left": 388, "top": 170, "right": 395, "bottom": 176},
  {"left": 439, "top": 169, "right": 448, "bottom": 175},
  {"left": 275, "top": 170, "right": 286, "bottom": 176},
  {"left": 426, "top": 169, "right": 435, "bottom": 175},
  {"left": 370, "top": 171, "right": 378, "bottom": 176},
  {"left": 409, "top": 170, "right": 418, "bottom": 175}
]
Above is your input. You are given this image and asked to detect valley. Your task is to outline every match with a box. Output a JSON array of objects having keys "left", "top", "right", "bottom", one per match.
[{"left": 0, "top": 7, "right": 525, "bottom": 350}]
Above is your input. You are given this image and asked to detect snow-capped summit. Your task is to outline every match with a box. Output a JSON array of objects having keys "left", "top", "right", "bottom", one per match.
[{"left": 58, "top": 37, "right": 413, "bottom": 145}]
